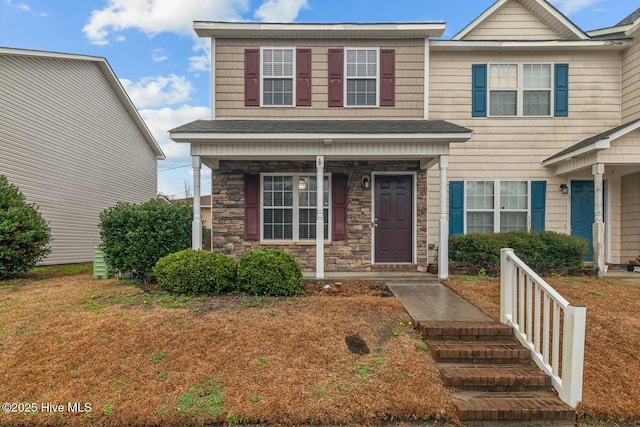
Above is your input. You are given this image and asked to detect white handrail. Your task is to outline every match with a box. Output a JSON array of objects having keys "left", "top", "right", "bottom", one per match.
[{"left": 500, "top": 248, "right": 586, "bottom": 408}]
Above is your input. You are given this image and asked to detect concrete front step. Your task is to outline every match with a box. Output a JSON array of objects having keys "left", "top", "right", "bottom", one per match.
[
  {"left": 453, "top": 391, "right": 575, "bottom": 424},
  {"left": 439, "top": 364, "right": 552, "bottom": 392},
  {"left": 418, "top": 320, "right": 515, "bottom": 341},
  {"left": 428, "top": 340, "right": 532, "bottom": 364}
]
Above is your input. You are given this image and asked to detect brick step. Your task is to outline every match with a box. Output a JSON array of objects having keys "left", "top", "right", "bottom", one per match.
[
  {"left": 371, "top": 263, "right": 417, "bottom": 272},
  {"left": 453, "top": 391, "right": 575, "bottom": 424},
  {"left": 427, "top": 340, "right": 531, "bottom": 364},
  {"left": 439, "top": 364, "right": 552, "bottom": 392},
  {"left": 418, "top": 320, "right": 515, "bottom": 341}
]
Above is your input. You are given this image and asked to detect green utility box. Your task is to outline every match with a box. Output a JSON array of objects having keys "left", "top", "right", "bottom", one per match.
[{"left": 93, "top": 247, "right": 113, "bottom": 279}]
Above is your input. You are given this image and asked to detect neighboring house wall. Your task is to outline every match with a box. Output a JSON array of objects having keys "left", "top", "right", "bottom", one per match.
[
  {"left": 215, "top": 38, "right": 424, "bottom": 119},
  {"left": 211, "top": 160, "right": 428, "bottom": 272},
  {"left": 0, "top": 54, "right": 159, "bottom": 264},
  {"left": 463, "top": 1, "right": 561, "bottom": 41},
  {"left": 620, "top": 173, "right": 640, "bottom": 262},
  {"left": 622, "top": 34, "right": 640, "bottom": 122},
  {"left": 427, "top": 48, "right": 622, "bottom": 261}
]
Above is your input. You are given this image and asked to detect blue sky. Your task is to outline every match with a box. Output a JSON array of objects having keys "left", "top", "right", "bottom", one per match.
[{"left": 1, "top": 0, "right": 637, "bottom": 199}]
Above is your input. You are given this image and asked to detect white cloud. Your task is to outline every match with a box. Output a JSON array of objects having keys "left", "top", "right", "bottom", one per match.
[
  {"left": 152, "top": 48, "right": 169, "bottom": 62},
  {"left": 120, "top": 75, "right": 194, "bottom": 108},
  {"left": 139, "top": 104, "right": 210, "bottom": 147},
  {"left": 189, "top": 38, "right": 211, "bottom": 72},
  {"left": 552, "top": 0, "right": 602, "bottom": 15},
  {"left": 254, "top": 0, "right": 308, "bottom": 21},
  {"left": 5, "top": 0, "right": 29, "bottom": 11},
  {"left": 83, "top": 0, "right": 249, "bottom": 45}
]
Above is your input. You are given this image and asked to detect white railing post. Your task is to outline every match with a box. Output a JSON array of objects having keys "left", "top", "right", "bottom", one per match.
[
  {"left": 560, "top": 305, "right": 587, "bottom": 408},
  {"left": 500, "top": 248, "right": 514, "bottom": 324}
]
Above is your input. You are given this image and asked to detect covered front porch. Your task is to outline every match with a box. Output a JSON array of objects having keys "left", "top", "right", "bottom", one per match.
[
  {"left": 542, "top": 118, "right": 640, "bottom": 275},
  {"left": 170, "top": 119, "right": 471, "bottom": 280}
]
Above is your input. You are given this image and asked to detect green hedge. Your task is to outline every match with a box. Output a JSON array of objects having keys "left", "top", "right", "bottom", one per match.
[
  {"left": 449, "top": 231, "right": 588, "bottom": 271},
  {"left": 0, "top": 175, "right": 51, "bottom": 278},
  {"left": 238, "top": 248, "right": 303, "bottom": 296},
  {"left": 154, "top": 249, "right": 237, "bottom": 295},
  {"left": 99, "top": 199, "right": 192, "bottom": 278}
]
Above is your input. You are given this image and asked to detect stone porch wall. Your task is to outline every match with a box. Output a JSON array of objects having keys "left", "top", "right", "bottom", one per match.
[{"left": 211, "top": 160, "right": 429, "bottom": 272}]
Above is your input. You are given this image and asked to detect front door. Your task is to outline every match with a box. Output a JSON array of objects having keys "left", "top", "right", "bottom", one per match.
[
  {"left": 571, "top": 181, "right": 594, "bottom": 261},
  {"left": 374, "top": 175, "right": 413, "bottom": 263}
]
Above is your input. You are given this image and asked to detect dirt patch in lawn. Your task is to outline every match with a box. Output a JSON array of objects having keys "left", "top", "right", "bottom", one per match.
[
  {"left": 0, "top": 274, "right": 457, "bottom": 427},
  {"left": 444, "top": 275, "right": 640, "bottom": 425}
]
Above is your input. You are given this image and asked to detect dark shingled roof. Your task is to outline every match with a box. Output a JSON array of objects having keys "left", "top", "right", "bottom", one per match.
[
  {"left": 544, "top": 118, "right": 640, "bottom": 163},
  {"left": 617, "top": 8, "right": 640, "bottom": 26},
  {"left": 170, "top": 119, "right": 472, "bottom": 135}
]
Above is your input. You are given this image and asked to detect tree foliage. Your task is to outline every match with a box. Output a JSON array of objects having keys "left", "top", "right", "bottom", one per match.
[{"left": 0, "top": 175, "right": 51, "bottom": 278}]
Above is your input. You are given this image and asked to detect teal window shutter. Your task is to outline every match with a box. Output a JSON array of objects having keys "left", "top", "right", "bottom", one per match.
[
  {"left": 449, "top": 181, "right": 464, "bottom": 235},
  {"left": 472, "top": 64, "right": 487, "bottom": 117},
  {"left": 531, "top": 181, "right": 546, "bottom": 232},
  {"left": 554, "top": 64, "right": 569, "bottom": 117}
]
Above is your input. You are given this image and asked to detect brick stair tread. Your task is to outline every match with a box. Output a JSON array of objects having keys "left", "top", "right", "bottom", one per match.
[
  {"left": 440, "top": 364, "right": 552, "bottom": 388},
  {"left": 419, "top": 321, "right": 515, "bottom": 341},
  {"left": 428, "top": 340, "right": 531, "bottom": 364},
  {"left": 453, "top": 392, "right": 575, "bottom": 421}
]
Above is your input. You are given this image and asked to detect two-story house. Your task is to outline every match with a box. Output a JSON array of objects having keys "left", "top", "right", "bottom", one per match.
[{"left": 170, "top": 0, "right": 640, "bottom": 279}]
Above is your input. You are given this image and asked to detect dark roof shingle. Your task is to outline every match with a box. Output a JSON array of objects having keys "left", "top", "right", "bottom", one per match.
[{"left": 617, "top": 8, "right": 640, "bottom": 26}]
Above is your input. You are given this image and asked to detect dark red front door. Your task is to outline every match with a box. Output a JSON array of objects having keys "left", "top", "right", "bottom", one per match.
[{"left": 374, "top": 175, "right": 413, "bottom": 263}]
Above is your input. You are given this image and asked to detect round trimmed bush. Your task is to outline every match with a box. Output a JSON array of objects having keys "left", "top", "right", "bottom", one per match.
[
  {"left": 238, "top": 248, "right": 303, "bottom": 296},
  {"left": 154, "top": 249, "right": 237, "bottom": 295}
]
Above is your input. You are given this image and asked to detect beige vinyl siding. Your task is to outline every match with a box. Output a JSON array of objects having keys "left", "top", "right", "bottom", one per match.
[
  {"left": 622, "top": 36, "right": 640, "bottom": 122},
  {"left": 462, "top": 0, "right": 561, "bottom": 41},
  {"left": 620, "top": 173, "right": 640, "bottom": 262},
  {"left": 426, "top": 49, "right": 622, "bottom": 258},
  {"left": 0, "top": 55, "right": 158, "bottom": 265},
  {"left": 599, "top": 133, "right": 640, "bottom": 163},
  {"left": 215, "top": 38, "right": 424, "bottom": 119}
]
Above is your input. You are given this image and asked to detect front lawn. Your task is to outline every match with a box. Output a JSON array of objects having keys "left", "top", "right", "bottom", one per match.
[
  {"left": 0, "top": 268, "right": 456, "bottom": 426},
  {"left": 445, "top": 275, "right": 640, "bottom": 425}
]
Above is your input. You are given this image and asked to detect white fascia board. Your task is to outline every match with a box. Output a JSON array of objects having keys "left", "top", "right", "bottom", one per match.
[
  {"left": 453, "top": 0, "right": 508, "bottom": 41},
  {"left": 430, "top": 40, "right": 630, "bottom": 51},
  {"left": 542, "top": 139, "right": 610, "bottom": 167},
  {"left": 627, "top": 22, "right": 640, "bottom": 37},
  {"left": 587, "top": 25, "right": 633, "bottom": 37},
  {"left": 193, "top": 21, "right": 446, "bottom": 38},
  {"left": 171, "top": 132, "right": 472, "bottom": 143}
]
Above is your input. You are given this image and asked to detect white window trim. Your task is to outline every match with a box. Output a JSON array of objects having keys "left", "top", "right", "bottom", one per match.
[
  {"left": 464, "top": 179, "right": 532, "bottom": 234},
  {"left": 260, "top": 173, "right": 332, "bottom": 242},
  {"left": 260, "top": 47, "right": 296, "bottom": 108},
  {"left": 487, "top": 62, "right": 554, "bottom": 118},
  {"left": 344, "top": 47, "right": 380, "bottom": 108}
]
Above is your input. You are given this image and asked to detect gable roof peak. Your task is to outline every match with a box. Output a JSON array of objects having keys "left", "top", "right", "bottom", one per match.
[{"left": 453, "top": 0, "right": 589, "bottom": 41}]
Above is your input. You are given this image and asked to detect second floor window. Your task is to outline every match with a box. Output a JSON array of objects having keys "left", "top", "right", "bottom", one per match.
[
  {"left": 262, "top": 48, "right": 294, "bottom": 106},
  {"left": 345, "top": 48, "right": 378, "bottom": 107},
  {"left": 489, "top": 63, "right": 552, "bottom": 117}
]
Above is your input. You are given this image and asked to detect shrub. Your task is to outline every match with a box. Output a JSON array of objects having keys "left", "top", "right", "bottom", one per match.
[
  {"left": 0, "top": 175, "right": 51, "bottom": 278},
  {"left": 238, "top": 248, "right": 303, "bottom": 296},
  {"left": 449, "top": 231, "right": 588, "bottom": 272},
  {"left": 154, "top": 249, "right": 237, "bottom": 295},
  {"left": 99, "top": 199, "right": 192, "bottom": 278}
]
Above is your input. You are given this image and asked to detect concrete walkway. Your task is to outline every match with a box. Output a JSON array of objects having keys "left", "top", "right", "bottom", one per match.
[{"left": 386, "top": 280, "right": 490, "bottom": 323}]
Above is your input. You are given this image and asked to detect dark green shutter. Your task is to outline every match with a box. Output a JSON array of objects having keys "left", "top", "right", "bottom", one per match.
[
  {"left": 472, "top": 64, "right": 487, "bottom": 117},
  {"left": 531, "top": 181, "right": 546, "bottom": 233},
  {"left": 554, "top": 64, "right": 569, "bottom": 117},
  {"left": 449, "top": 181, "right": 464, "bottom": 235}
]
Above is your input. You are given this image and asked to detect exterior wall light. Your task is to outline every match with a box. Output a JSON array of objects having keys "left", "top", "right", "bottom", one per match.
[
  {"left": 560, "top": 183, "right": 569, "bottom": 194},
  {"left": 362, "top": 176, "right": 370, "bottom": 190}
]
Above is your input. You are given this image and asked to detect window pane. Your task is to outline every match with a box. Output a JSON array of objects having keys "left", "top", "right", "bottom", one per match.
[
  {"left": 524, "top": 91, "right": 550, "bottom": 116},
  {"left": 500, "top": 212, "right": 528, "bottom": 232},
  {"left": 263, "top": 48, "right": 293, "bottom": 77},
  {"left": 523, "top": 64, "right": 551, "bottom": 89},
  {"left": 490, "top": 64, "right": 517, "bottom": 89},
  {"left": 346, "top": 49, "right": 377, "bottom": 77},
  {"left": 467, "top": 181, "right": 494, "bottom": 210},
  {"left": 467, "top": 212, "right": 494, "bottom": 234},
  {"left": 490, "top": 91, "right": 517, "bottom": 116},
  {"left": 347, "top": 78, "right": 377, "bottom": 106},
  {"left": 500, "top": 181, "right": 528, "bottom": 210},
  {"left": 263, "top": 208, "right": 293, "bottom": 240},
  {"left": 263, "top": 78, "right": 293, "bottom": 106}
]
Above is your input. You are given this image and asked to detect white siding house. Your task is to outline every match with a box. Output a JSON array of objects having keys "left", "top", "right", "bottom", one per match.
[{"left": 0, "top": 48, "right": 165, "bottom": 265}]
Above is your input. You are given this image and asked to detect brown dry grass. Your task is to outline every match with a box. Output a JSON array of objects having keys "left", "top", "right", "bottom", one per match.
[
  {"left": 0, "top": 273, "right": 458, "bottom": 427},
  {"left": 445, "top": 275, "right": 640, "bottom": 425}
]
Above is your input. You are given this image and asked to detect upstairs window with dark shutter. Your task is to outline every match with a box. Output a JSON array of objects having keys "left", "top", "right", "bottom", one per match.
[
  {"left": 345, "top": 48, "right": 378, "bottom": 107},
  {"left": 262, "top": 48, "right": 295, "bottom": 106}
]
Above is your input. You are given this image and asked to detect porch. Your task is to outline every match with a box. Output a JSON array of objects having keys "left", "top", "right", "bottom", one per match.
[{"left": 170, "top": 119, "right": 472, "bottom": 279}]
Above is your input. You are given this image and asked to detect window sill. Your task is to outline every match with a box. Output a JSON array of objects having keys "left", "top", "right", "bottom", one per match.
[{"left": 260, "top": 241, "right": 332, "bottom": 246}]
